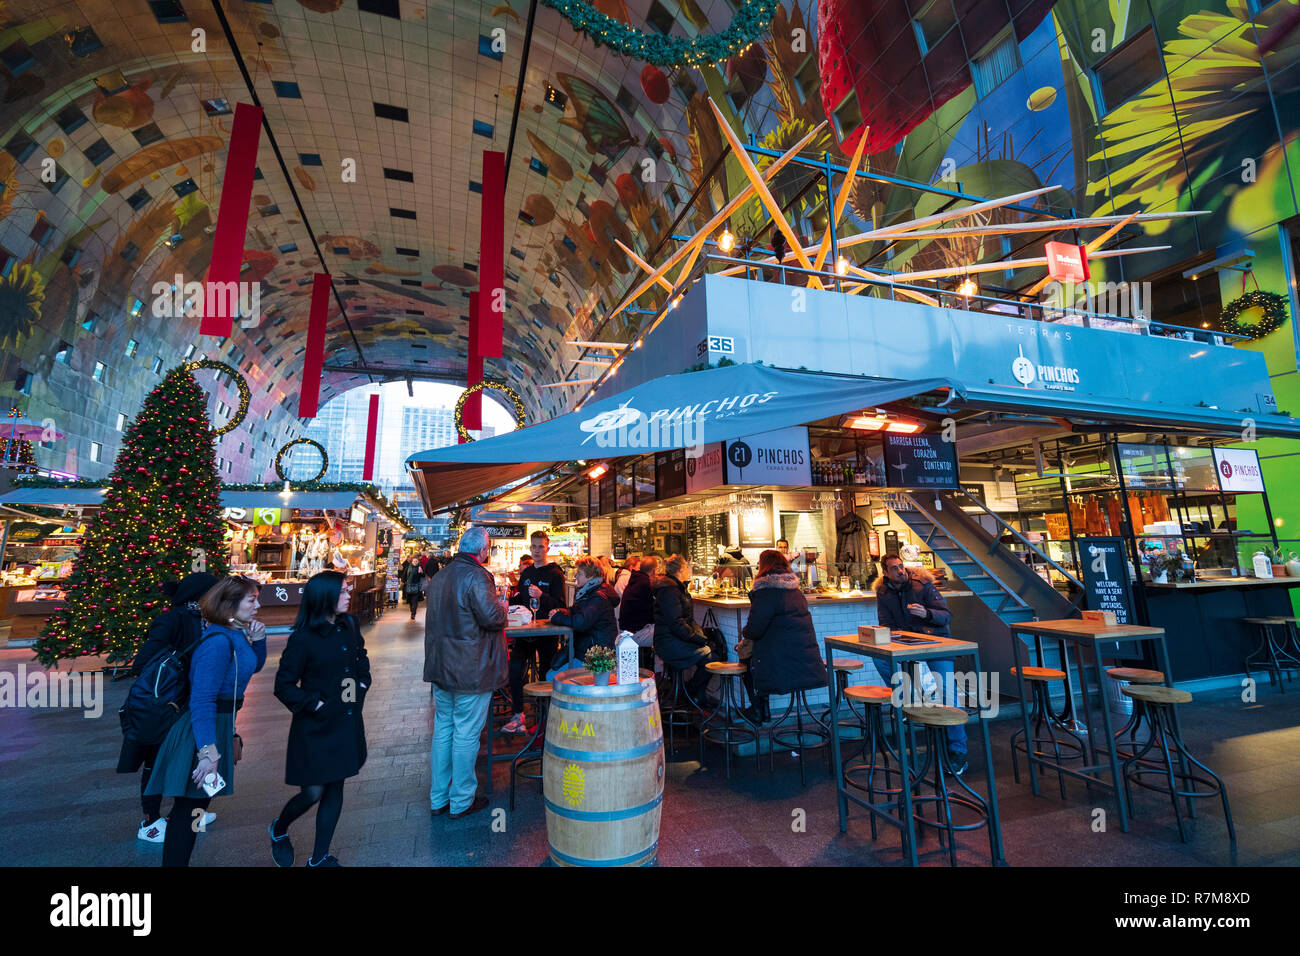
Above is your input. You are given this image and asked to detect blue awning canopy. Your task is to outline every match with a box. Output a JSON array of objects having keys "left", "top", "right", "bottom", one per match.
[{"left": 406, "top": 364, "right": 962, "bottom": 512}]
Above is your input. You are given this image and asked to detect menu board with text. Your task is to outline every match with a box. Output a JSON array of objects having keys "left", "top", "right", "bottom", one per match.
[
  {"left": 1079, "top": 537, "right": 1135, "bottom": 626},
  {"left": 882, "top": 433, "right": 960, "bottom": 489}
]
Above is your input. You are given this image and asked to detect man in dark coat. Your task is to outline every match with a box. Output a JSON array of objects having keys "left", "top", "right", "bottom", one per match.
[
  {"left": 118, "top": 571, "right": 218, "bottom": 843},
  {"left": 424, "top": 527, "right": 507, "bottom": 818},
  {"left": 740, "top": 555, "right": 827, "bottom": 721},
  {"left": 652, "top": 555, "right": 726, "bottom": 701},
  {"left": 874, "top": 553, "right": 966, "bottom": 770}
]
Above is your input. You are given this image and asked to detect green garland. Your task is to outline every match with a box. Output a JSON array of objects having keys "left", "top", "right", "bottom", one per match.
[
  {"left": 540, "top": 0, "right": 778, "bottom": 68},
  {"left": 274, "top": 438, "right": 328, "bottom": 482},
  {"left": 182, "top": 359, "right": 251, "bottom": 436},
  {"left": 1218, "top": 290, "right": 1289, "bottom": 339},
  {"left": 454, "top": 381, "right": 527, "bottom": 442}
]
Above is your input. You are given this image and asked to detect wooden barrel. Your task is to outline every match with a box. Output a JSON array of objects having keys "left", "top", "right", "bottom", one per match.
[{"left": 543, "top": 668, "right": 664, "bottom": 866}]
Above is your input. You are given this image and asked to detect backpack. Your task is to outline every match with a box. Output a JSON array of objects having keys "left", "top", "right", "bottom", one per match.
[{"left": 118, "top": 631, "right": 232, "bottom": 745}]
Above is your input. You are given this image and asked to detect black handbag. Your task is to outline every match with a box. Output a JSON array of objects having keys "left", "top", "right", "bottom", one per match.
[{"left": 699, "top": 608, "right": 727, "bottom": 659}]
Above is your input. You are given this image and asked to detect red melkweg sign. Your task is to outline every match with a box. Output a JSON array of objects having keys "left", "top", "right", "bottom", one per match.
[{"left": 1045, "top": 241, "right": 1090, "bottom": 283}]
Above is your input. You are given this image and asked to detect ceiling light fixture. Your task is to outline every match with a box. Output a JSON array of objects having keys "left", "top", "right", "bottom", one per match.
[
  {"left": 835, "top": 256, "right": 849, "bottom": 276},
  {"left": 718, "top": 229, "right": 735, "bottom": 253},
  {"left": 957, "top": 275, "right": 978, "bottom": 297},
  {"left": 586, "top": 463, "right": 608, "bottom": 480}
]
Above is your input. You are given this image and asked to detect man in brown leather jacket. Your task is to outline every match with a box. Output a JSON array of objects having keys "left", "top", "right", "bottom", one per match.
[{"left": 424, "top": 526, "right": 507, "bottom": 818}]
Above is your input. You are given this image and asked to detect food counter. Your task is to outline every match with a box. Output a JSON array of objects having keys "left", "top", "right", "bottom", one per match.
[
  {"left": 255, "top": 571, "right": 384, "bottom": 627},
  {"left": 691, "top": 589, "right": 974, "bottom": 707},
  {"left": 6, "top": 585, "right": 66, "bottom": 642}
]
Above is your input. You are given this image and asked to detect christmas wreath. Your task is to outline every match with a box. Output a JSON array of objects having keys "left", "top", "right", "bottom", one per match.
[
  {"left": 454, "top": 381, "right": 527, "bottom": 442},
  {"left": 275, "top": 438, "right": 328, "bottom": 482},
  {"left": 539, "top": 0, "right": 777, "bottom": 68},
  {"left": 1217, "top": 290, "right": 1289, "bottom": 340},
  {"left": 182, "top": 359, "right": 251, "bottom": 435}
]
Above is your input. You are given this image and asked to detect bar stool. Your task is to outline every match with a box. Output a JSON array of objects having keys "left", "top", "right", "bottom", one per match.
[
  {"left": 1275, "top": 616, "right": 1300, "bottom": 660},
  {"left": 903, "top": 705, "right": 997, "bottom": 866},
  {"left": 1242, "top": 617, "right": 1300, "bottom": 692},
  {"left": 1120, "top": 685, "right": 1236, "bottom": 844},
  {"left": 768, "top": 686, "right": 832, "bottom": 786},
  {"left": 658, "top": 662, "right": 705, "bottom": 757},
  {"left": 1009, "top": 666, "right": 1085, "bottom": 799},
  {"left": 841, "top": 685, "right": 903, "bottom": 840},
  {"left": 818, "top": 659, "right": 867, "bottom": 740},
  {"left": 699, "top": 662, "right": 760, "bottom": 778},
  {"left": 1104, "top": 667, "right": 1169, "bottom": 764},
  {"left": 509, "top": 681, "right": 552, "bottom": 810}
]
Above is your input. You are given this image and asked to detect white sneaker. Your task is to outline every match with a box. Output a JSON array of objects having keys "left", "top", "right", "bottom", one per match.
[
  {"left": 200, "top": 812, "right": 216, "bottom": 827},
  {"left": 137, "top": 818, "right": 166, "bottom": 843}
]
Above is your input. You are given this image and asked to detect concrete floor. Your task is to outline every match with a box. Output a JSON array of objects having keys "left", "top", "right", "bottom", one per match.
[{"left": 2, "top": 607, "right": 1297, "bottom": 867}]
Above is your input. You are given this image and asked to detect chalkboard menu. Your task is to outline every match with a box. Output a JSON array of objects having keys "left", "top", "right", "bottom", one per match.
[
  {"left": 599, "top": 471, "right": 616, "bottom": 516},
  {"left": 1079, "top": 536, "right": 1136, "bottom": 626},
  {"left": 612, "top": 542, "right": 628, "bottom": 560},
  {"left": 688, "top": 513, "right": 729, "bottom": 570},
  {"left": 655, "top": 449, "right": 686, "bottom": 500},
  {"left": 738, "top": 494, "right": 775, "bottom": 548},
  {"left": 883, "top": 433, "right": 960, "bottom": 489},
  {"left": 616, "top": 463, "right": 635, "bottom": 511},
  {"left": 634, "top": 457, "right": 656, "bottom": 504}
]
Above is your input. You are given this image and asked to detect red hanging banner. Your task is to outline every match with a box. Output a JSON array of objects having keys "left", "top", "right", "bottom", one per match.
[
  {"left": 201, "top": 102, "right": 263, "bottom": 337},
  {"left": 462, "top": 292, "right": 483, "bottom": 436},
  {"left": 362, "top": 393, "right": 380, "bottom": 481},
  {"left": 297, "top": 274, "right": 331, "bottom": 419},
  {"left": 477, "top": 150, "right": 505, "bottom": 359}
]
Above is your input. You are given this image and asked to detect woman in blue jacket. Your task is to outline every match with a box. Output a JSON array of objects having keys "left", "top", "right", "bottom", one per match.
[{"left": 145, "top": 575, "right": 267, "bottom": 867}]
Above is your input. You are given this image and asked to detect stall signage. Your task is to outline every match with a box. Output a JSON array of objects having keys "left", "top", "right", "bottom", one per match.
[
  {"left": 1044, "top": 241, "right": 1090, "bottom": 283},
  {"left": 723, "top": 426, "right": 811, "bottom": 486},
  {"left": 1213, "top": 448, "right": 1264, "bottom": 493},
  {"left": 7, "top": 522, "right": 59, "bottom": 542},
  {"left": 222, "top": 507, "right": 248, "bottom": 521},
  {"left": 882, "top": 434, "right": 960, "bottom": 489},
  {"left": 478, "top": 524, "right": 528, "bottom": 538},
  {"left": 598, "top": 471, "right": 616, "bottom": 516},
  {"left": 655, "top": 450, "right": 686, "bottom": 500},
  {"left": 254, "top": 508, "right": 282, "bottom": 526},
  {"left": 738, "top": 494, "right": 775, "bottom": 548},
  {"left": 685, "top": 442, "right": 724, "bottom": 493},
  {"left": 469, "top": 504, "right": 551, "bottom": 523},
  {"left": 1080, "top": 537, "right": 1135, "bottom": 625}
]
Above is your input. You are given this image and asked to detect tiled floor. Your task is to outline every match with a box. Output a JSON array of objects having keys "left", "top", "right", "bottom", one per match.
[{"left": 2, "top": 609, "right": 1298, "bottom": 867}]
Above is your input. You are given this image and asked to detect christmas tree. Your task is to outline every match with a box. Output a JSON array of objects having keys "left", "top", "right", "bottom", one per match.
[{"left": 34, "top": 366, "right": 230, "bottom": 666}]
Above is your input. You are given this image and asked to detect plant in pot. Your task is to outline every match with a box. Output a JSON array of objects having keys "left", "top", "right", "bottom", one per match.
[
  {"left": 583, "top": 645, "right": 617, "bottom": 685},
  {"left": 1270, "top": 547, "right": 1290, "bottom": 580}
]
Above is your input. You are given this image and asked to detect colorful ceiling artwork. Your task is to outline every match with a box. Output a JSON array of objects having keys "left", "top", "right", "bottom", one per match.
[{"left": 1, "top": 0, "right": 1299, "bottom": 483}]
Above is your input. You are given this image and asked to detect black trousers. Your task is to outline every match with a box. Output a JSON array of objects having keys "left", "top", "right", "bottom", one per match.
[
  {"left": 509, "top": 635, "right": 557, "bottom": 711},
  {"left": 162, "top": 796, "right": 212, "bottom": 867},
  {"left": 139, "top": 744, "right": 162, "bottom": 822}
]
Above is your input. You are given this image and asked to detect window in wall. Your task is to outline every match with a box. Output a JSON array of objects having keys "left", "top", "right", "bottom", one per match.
[
  {"left": 1248, "top": 0, "right": 1280, "bottom": 14},
  {"left": 90, "top": 441, "right": 102, "bottom": 462},
  {"left": 1093, "top": 27, "right": 1164, "bottom": 115},
  {"left": 831, "top": 89, "right": 863, "bottom": 143},
  {"left": 129, "top": 298, "right": 144, "bottom": 317},
  {"left": 54, "top": 341, "right": 72, "bottom": 363},
  {"left": 913, "top": 0, "right": 957, "bottom": 55},
  {"left": 183, "top": 344, "right": 195, "bottom": 359},
  {"left": 116, "top": 413, "right": 126, "bottom": 430},
  {"left": 125, "top": 338, "right": 138, "bottom": 358},
  {"left": 972, "top": 30, "right": 1021, "bottom": 98},
  {"left": 29, "top": 216, "right": 52, "bottom": 244},
  {"left": 15, "top": 369, "right": 32, "bottom": 395},
  {"left": 792, "top": 54, "right": 819, "bottom": 102},
  {"left": 92, "top": 361, "right": 106, "bottom": 382},
  {"left": 0, "top": 244, "right": 15, "bottom": 277},
  {"left": 82, "top": 311, "right": 99, "bottom": 332},
  {"left": 152, "top": 355, "right": 163, "bottom": 374}
]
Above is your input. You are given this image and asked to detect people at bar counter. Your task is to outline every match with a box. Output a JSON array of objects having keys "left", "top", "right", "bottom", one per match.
[
  {"left": 873, "top": 554, "right": 967, "bottom": 773},
  {"left": 620, "top": 555, "right": 658, "bottom": 667},
  {"left": 738, "top": 550, "right": 828, "bottom": 724},
  {"left": 145, "top": 575, "right": 267, "bottom": 867},
  {"left": 613, "top": 554, "right": 639, "bottom": 597},
  {"left": 546, "top": 556, "right": 619, "bottom": 674},
  {"left": 269, "top": 571, "right": 371, "bottom": 867},
  {"left": 424, "top": 527, "right": 507, "bottom": 819},
  {"left": 504, "top": 531, "right": 568, "bottom": 734},
  {"left": 653, "top": 554, "right": 728, "bottom": 704},
  {"left": 119, "top": 572, "right": 219, "bottom": 844}
]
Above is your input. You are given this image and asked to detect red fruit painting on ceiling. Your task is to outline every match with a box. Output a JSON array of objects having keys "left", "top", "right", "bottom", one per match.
[{"left": 817, "top": 0, "right": 1059, "bottom": 155}]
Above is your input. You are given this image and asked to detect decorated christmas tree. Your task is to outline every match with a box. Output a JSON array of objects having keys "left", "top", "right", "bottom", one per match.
[{"left": 34, "top": 366, "right": 230, "bottom": 666}]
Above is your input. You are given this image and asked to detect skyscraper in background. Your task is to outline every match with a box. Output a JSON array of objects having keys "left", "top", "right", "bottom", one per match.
[{"left": 301, "top": 382, "right": 506, "bottom": 541}]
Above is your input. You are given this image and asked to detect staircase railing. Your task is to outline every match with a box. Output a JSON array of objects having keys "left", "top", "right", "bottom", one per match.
[{"left": 900, "top": 493, "right": 1031, "bottom": 616}]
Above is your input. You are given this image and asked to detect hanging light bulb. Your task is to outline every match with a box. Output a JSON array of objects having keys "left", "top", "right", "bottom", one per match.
[
  {"left": 718, "top": 229, "right": 735, "bottom": 253},
  {"left": 957, "top": 275, "right": 978, "bottom": 297},
  {"left": 835, "top": 256, "right": 849, "bottom": 276}
]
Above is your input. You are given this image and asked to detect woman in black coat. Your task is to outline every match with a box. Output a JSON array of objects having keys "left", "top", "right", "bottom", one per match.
[
  {"left": 740, "top": 550, "right": 828, "bottom": 723},
  {"left": 652, "top": 554, "right": 726, "bottom": 701},
  {"left": 548, "top": 556, "right": 618, "bottom": 672},
  {"left": 117, "top": 571, "right": 218, "bottom": 843},
  {"left": 270, "top": 571, "right": 371, "bottom": 867}
]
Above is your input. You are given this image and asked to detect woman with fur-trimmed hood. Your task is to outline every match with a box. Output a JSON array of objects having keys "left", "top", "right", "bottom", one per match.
[{"left": 740, "top": 549, "right": 828, "bottom": 722}]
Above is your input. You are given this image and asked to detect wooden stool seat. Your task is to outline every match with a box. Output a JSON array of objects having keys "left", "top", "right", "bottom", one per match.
[
  {"left": 1243, "top": 617, "right": 1287, "bottom": 624},
  {"left": 845, "top": 684, "right": 893, "bottom": 703},
  {"left": 523, "top": 682, "right": 552, "bottom": 698},
  {"left": 831, "top": 659, "right": 865, "bottom": 672},
  {"left": 706, "top": 661, "right": 746, "bottom": 675},
  {"left": 902, "top": 704, "right": 968, "bottom": 727},
  {"left": 1106, "top": 667, "right": 1165, "bottom": 684},
  {"left": 1123, "top": 684, "right": 1193, "bottom": 705},
  {"left": 1011, "top": 665, "right": 1066, "bottom": 682}
]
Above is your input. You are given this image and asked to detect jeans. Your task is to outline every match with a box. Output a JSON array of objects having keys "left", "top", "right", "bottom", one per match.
[
  {"left": 430, "top": 687, "right": 492, "bottom": 813},
  {"left": 871, "top": 658, "right": 968, "bottom": 756}
]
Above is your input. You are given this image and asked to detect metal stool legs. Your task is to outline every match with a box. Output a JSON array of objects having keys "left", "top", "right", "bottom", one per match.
[
  {"left": 509, "top": 696, "right": 550, "bottom": 811},
  {"left": 908, "top": 723, "right": 997, "bottom": 867},
  {"left": 1010, "top": 679, "right": 1086, "bottom": 799},
  {"left": 843, "top": 702, "right": 905, "bottom": 841},
  {"left": 1245, "top": 620, "right": 1300, "bottom": 692},
  {"left": 699, "top": 672, "right": 759, "bottom": 778},
  {"left": 768, "top": 689, "right": 832, "bottom": 786}
]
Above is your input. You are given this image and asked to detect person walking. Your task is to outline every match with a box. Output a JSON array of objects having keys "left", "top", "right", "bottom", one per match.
[
  {"left": 144, "top": 575, "right": 267, "bottom": 867},
  {"left": 269, "top": 571, "right": 370, "bottom": 867},
  {"left": 402, "top": 556, "right": 426, "bottom": 620},
  {"left": 118, "top": 571, "right": 218, "bottom": 843},
  {"left": 424, "top": 527, "right": 507, "bottom": 818}
]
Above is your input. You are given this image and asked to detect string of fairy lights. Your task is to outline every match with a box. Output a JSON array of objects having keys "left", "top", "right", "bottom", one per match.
[
  {"left": 274, "top": 437, "right": 328, "bottom": 482},
  {"left": 454, "top": 381, "right": 527, "bottom": 442},
  {"left": 182, "top": 359, "right": 250, "bottom": 436}
]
